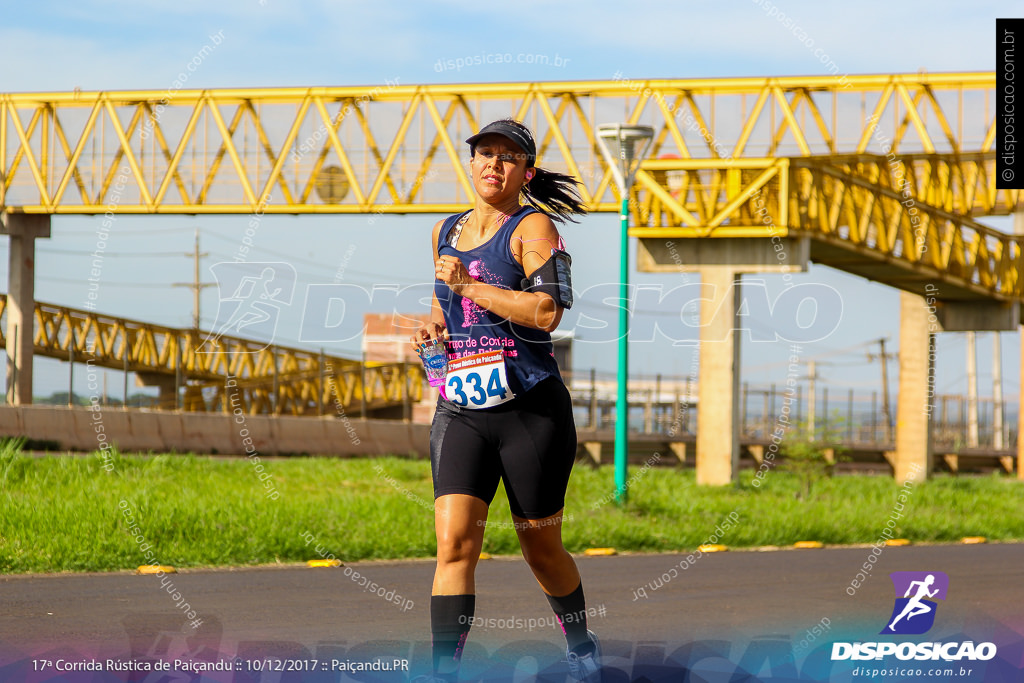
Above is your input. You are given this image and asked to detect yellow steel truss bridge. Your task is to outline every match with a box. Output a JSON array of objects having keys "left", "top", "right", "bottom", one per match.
[{"left": 0, "top": 294, "right": 421, "bottom": 415}]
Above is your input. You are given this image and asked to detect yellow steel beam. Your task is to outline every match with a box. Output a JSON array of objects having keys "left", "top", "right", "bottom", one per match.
[
  {"left": 791, "top": 159, "right": 1021, "bottom": 299},
  {"left": 630, "top": 158, "right": 790, "bottom": 235},
  {"left": 1, "top": 73, "right": 1018, "bottom": 301},
  {"left": 630, "top": 153, "right": 1018, "bottom": 230},
  {"left": 0, "top": 73, "right": 997, "bottom": 215},
  {"left": 629, "top": 154, "right": 1023, "bottom": 300}
]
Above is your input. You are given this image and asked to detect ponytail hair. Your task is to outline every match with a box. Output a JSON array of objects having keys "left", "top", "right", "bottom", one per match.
[
  {"left": 468, "top": 118, "right": 588, "bottom": 223},
  {"left": 522, "top": 167, "right": 587, "bottom": 224}
]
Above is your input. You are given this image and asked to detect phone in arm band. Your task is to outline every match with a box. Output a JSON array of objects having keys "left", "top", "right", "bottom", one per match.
[
  {"left": 551, "top": 249, "right": 573, "bottom": 309},
  {"left": 520, "top": 248, "right": 574, "bottom": 309}
]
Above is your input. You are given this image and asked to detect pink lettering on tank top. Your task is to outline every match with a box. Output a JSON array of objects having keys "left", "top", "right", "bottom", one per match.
[{"left": 459, "top": 260, "right": 499, "bottom": 328}]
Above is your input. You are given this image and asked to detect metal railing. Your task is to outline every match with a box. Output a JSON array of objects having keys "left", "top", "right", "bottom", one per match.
[{"left": 567, "top": 370, "right": 1015, "bottom": 453}]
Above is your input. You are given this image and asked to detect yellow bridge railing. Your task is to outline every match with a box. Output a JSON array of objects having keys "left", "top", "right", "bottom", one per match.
[
  {"left": 0, "top": 73, "right": 1003, "bottom": 213},
  {"left": 0, "top": 295, "right": 423, "bottom": 414},
  {"left": 0, "top": 72, "right": 1018, "bottom": 301},
  {"left": 629, "top": 154, "right": 1021, "bottom": 300}
]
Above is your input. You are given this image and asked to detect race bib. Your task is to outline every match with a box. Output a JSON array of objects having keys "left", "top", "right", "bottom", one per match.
[{"left": 445, "top": 350, "right": 514, "bottom": 409}]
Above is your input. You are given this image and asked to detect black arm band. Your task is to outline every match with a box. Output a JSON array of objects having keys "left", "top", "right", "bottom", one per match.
[{"left": 520, "top": 249, "right": 573, "bottom": 309}]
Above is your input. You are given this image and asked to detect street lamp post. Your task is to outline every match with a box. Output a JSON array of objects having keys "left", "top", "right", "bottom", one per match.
[{"left": 596, "top": 124, "right": 654, "bottom": 503}]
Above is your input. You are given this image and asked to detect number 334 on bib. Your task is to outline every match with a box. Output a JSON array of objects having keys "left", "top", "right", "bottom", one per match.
[{"left": 445, "top": 350, "right": 515, "bottom": 409}]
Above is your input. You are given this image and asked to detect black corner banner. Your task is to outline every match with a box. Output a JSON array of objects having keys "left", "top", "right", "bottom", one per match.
[{"left": 997, "top": 18, "right": 1024, "bottom": 189}]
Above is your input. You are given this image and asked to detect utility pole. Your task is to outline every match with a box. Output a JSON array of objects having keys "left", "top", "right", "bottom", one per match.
[
  {"left": 867, "top": 338, "right": 896, "bottom": 443},
  {"left": 967, "top": 331, "right": 979, "bottom": 448},
  {"left": 807, "top": 359, "right": 817, "bottom": 437},
  {"left": 172, "top": 229, "right": 215, "bottom": 329},
  {"left": 797, "top": 359, "right": 824, "bottom": 438},
  {"left": 880, "top": 338, "right": 892, "bottom": 443}
]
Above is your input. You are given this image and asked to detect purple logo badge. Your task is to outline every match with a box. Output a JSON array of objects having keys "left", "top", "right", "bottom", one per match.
[{"left": 881, "top": 571, "right": 949, "bottom": 635}]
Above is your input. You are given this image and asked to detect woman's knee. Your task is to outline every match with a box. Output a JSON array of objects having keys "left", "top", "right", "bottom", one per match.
[{"left": 520, "top": 538, "right": 568, "bottom": 573}]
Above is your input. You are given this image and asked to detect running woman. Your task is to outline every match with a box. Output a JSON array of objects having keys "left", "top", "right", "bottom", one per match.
[{"left": 410, "top": 119, "right": 600, "bottom": 682}]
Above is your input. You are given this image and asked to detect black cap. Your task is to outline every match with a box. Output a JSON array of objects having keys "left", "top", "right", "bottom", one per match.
[{"left": 465, "top": 120, "right": 536, "bottom": 167}]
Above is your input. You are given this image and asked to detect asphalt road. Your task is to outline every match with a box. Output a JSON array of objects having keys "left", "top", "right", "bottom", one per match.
[{"left": 1, "top": 544, "right": 1022, "bottom": 682}]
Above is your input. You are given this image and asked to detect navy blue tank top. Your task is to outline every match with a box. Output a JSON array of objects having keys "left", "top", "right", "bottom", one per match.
[{"left": 435, "top": 206, "right": 562, "bottom": 395}]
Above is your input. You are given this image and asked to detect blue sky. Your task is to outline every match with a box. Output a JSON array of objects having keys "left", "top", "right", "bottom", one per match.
[
  {"left": 0, "top": 0, "right": 1014, "bottom": 412},
  {"left": 0, "top": 1, "right": 1002, "bottom": 89}
]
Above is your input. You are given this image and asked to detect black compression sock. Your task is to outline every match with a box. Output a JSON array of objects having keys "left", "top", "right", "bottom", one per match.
[
  {"left": 430, "top": 594, "right": 475, "bottom": 680},
  {"left": 545, "top": 581, "right": 592, "bottom": 654}
]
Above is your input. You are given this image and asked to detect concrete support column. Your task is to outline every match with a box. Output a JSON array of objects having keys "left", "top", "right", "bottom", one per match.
[
  {"left": 2, "top": 214, "right": 51, "bottom": 405},
  {"left": 696, "top": 267, "right": 741, "bottom": 485},
  {"left": 1019, "top": 326, "right": 1024, "bottom": 480},
  {"left": 642, "top": 235, "right": 808, "bottom": 486},
  {"left": 895, "top": 291, "right": 934, "bottom": 483},
  {"left": 1014, "top": 210, "right": 1024, "bottom": 480},
  {"left": 136, "top": 372, "right": 178, "bottom": 409}
]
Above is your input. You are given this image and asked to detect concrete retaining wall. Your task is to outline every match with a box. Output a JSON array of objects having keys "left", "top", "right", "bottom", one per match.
[{"left": 0, "top": 405, "right": 429, "bottom": 457}]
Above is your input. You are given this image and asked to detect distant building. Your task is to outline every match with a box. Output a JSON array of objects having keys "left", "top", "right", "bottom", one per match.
[
  {"left": 362, "top": 312, "right": 434, "bottom": 422},
  {"left": 362, "top": 312, "right": 430, "bottom": 363},
  {"left": 551, "top": 329, "right": 573, "bottom": 377}
]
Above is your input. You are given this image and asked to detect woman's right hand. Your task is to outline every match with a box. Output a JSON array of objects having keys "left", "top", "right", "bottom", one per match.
[{"left": 410, "top": 321, "right": 447, "bottom": 354}]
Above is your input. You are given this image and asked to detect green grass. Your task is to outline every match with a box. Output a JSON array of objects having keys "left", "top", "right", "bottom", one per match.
[{"left": 1, "top": 439, "right": 1021, "bottom": 573}]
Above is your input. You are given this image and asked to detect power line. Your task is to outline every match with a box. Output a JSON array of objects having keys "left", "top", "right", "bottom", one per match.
[
  {"left": 202, "top": 231, "right": 420, "bottom": 283},
  {"left": 743, "top": 337, "right": 899, "bottom": 374},
  {"left": 38, "top": 248, "right": 184, "bottom": 257},
  {"left": 58, "top": 225, "right": 198, "bottom": 235},
  {"left": 39, "top": 277, "right": 170, "bottom": 289}
]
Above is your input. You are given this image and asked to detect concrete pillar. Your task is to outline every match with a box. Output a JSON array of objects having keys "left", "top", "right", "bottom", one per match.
[
  {"left": 667, "top": 441, "right": 686, "bottom": 464},
  {"left": 696, "top": 267, "right": 741, "bottom": 485},
  {"left": 640, "top": 236, "right": 807, "bottom": 486},
  {"left": 895, "top": 291, "right": 934, "bottom": 483},
  {"left": 2, "top": 214, "right": 51, "bottom": 405},
  {"left": 136, "top": 372, "right": 178, "bottom": 409},
  {"left": 1007, "top": 210, "right": 1024, "bottom": 479},
  {"left": 1019, "top": 326, "right": 1024, "bottom": 480},
  {"left": 582, "top": 441, "right": 602, "bottom": 466},
  {"left": 1014, "top": 211, "right": 1024, "bottom": 480}
]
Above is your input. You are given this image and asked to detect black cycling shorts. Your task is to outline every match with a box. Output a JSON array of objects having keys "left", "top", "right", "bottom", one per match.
[{"left": 429, "top": 377, "right": 578, "bottom": 520}]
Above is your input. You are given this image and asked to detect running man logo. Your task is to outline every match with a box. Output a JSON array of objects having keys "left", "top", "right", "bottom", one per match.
[
  {"left": 200, "top": 262, "right": 297, "bottom": 353},
  {"left": 880, "top": 571, "right": 949, "bottom": 635}
]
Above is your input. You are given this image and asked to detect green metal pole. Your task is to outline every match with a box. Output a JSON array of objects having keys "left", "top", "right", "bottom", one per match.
[{"left": 615, "top": 196, "right": 629, "bottom": 503}]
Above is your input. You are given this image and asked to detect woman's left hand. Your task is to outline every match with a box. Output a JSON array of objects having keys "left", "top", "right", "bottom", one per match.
[{"left": 435, "top": 255, "right": 476, "bottom": 295}]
